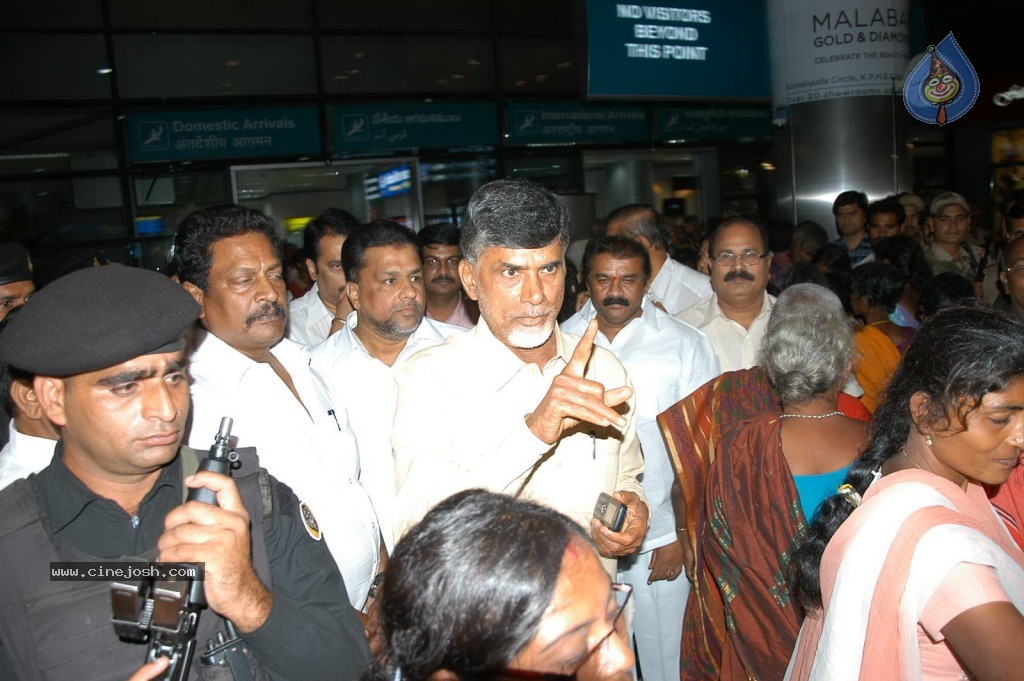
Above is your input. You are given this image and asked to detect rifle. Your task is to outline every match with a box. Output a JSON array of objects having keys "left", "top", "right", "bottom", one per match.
[{"left": 111, "top": 417, "right": 252, "bottom": 681}]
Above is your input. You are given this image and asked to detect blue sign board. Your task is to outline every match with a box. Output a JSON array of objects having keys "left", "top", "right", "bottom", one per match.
[
  {"left": 333, "top": 103, "right": 498, "bottom": 151},
  {"left": 504, "top": 102, "right": 649, "bottom": 145},
  {"left": 585, "top": 0, "right": 770, "bottom": 99},
  {"left": 654, "top": 105, "right": 771, "bottom": 140},
  {"left": 379, "top": 164, "right": 412, "bottom": 198},
  {"left": 126, "top": 108, "right": 321, "bottom": 163}
]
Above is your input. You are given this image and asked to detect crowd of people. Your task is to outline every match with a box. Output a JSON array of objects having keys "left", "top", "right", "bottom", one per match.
[{"left": 0, "top": 177, "right": 1022, "bottom": 681}]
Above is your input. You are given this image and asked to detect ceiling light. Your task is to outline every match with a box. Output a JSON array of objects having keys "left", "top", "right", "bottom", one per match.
[{"left": 96, "top": 67, "right": 113, "bottom": 75}]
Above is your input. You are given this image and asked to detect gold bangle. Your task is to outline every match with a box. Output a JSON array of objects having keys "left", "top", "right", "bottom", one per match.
[{"left": 675, "top": 526, "right": 688, "bottom": 534}]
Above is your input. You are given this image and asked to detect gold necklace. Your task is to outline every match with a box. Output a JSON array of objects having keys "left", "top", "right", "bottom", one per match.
[{"left": 902, "top": 447, "right": 924, "bottom": 471}]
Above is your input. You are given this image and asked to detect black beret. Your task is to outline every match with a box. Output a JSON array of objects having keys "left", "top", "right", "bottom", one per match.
[
  {"left": 0, "top": 243, "right": 33, "bottom": 287},
  {"left": 0, "top": 266, "right": 199, "bottom": 376}
]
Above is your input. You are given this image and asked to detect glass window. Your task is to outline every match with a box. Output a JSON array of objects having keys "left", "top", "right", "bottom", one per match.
[
  {"left": 133, "top": 170, "right": 230, "bottom": 239},
  {"left": 504, "top": 152, "right": 580, "bottom": 192},
  {"left": 493, "top": 0, "right": 575, "bottom": 34},
  {"left": 0, "top": 35, "right": 111, "bottom": 101},
  {"left": 110, "top": 0, "right": 313, "bottom": 30},
  {"left": 0, "top": 177, "right": 128, "bottom": 246},
  {"left": 1, "top": 0, "right": 103, "bottom": 29},
  {"left": 420, "top": 153, "right": 499, "bottom": 224},
  {"left": 318, "top": 0, "right": 491, "bottom": 31},
  {"left": 114, "top": 35, "right": 317, "bottom": 98},
  {"left": 0, "top": 112, "right": 115, "bottom": 176},
  {"left": 322, "top": 36, "right": 494, "bottom": 95},
  {"left": 497, "top": 38, "right": 580, "bottom": 93}
]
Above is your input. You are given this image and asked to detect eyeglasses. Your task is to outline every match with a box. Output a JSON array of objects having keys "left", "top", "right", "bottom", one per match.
[
  {"left": 711, "top": 251, "right": 769, "bottom": 267},
  {"left": 499, "top": 583, "right": 634, "bottom": 681},
  {"left": 424, "top": 255, "right": 462, "bottom": 270}
]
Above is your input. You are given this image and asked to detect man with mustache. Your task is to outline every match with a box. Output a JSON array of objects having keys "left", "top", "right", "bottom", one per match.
[
  {"left": 392, "top": 179, "right": 649, "bottom": 578},
  {"left": 310, "top": 221, "right": 465, "bottom": 551},
  {"left": 417, "top": 222, "right": 478, "bottom": 329},
  {"left": 605, "top": 204, "right": 711, "bottom": 315},
  {"left": 176, "top": 205, "right": 385, "bottom": 616},
  {"left": 287, "top": 208, "right": 361, "bottom": 347},
  {"left": 0, "top": 266, "right": 370, "bottom": 680},
  {"left": 562, "top": 235, "right": 718, "bottom": 681},
  {"left": 677, "top": 217, "right": 775, "bottom": 374}
]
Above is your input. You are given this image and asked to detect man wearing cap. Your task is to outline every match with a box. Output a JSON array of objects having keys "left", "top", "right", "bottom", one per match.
[
  {"left": 175, "top": 204, "right": 384, "bottom": 613},
  {"left": 0, "top": 242, "right": 34, "bottom": 321},
  {"left": 0, "top": 266, "right": 371, "bottom": 681},
  {"left": 897, "top": 193, "right": 926, "bottom": 243},
  {"left": 925, "top": 191, "right": 980, "bottom": 280}
]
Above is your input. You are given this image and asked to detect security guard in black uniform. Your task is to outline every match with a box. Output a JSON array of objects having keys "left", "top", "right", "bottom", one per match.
[{"left": 0, "top": 266, "right": 371, "bottom": 681}]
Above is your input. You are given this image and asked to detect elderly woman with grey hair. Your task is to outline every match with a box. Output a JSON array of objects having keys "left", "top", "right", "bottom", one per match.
[{"left": 699, "top": 283, "right": 870, "bottom": 681}]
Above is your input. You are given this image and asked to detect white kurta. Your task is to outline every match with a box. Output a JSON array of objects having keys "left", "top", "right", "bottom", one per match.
[
  {"left": 310, "top": 312, "right": 466, "bottom": 552},
  {"left": 647, "top": 257, "right": 712, "bottom": 316},
  {"left": 0, "top": 421, "right": 56, "bottom": 490},
  {"left": 676, "top": 292, "right": 775, "bottom": 374},
  {"left": 563, "top": 299, "right": 719, "bottom": 681},
  {"left": 187, "top": 330, "right": 381, "bottom": 609},
  {"left": 286, "top": 282, "right": 335, "bottom": 348}
]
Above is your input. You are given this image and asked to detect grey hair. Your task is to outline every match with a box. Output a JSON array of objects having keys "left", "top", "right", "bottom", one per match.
[
  {"left": 759, "top": 283, "right": 854, "bottom": 405},
  {"left": 460, "top": 179, "right": 571, "bottom": 264}
]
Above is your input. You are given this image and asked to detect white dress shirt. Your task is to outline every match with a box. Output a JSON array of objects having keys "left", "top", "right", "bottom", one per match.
[
  {"left": 186, "top": 330, "right": 381, "bottom": 609},
  {"left": 310, "top": 312, "right": 466, "bottom": 552},
  {"left": 391, "top": 319, "right": 646, "bottom": 575},
  {"left": 0, "top": 422, "right": 56, "bottom": 490},
  {"left": 287, "top": 282, "right": 336, "bottom": 348},
  {"left": 563, "top": 300, "right": 719, "bottom": 551},
  {"left": 676, "top": 292, "right": 775, "bottom": 374},
  {"left": 648, "top": 257, "right": 713, "bottom": 316}
]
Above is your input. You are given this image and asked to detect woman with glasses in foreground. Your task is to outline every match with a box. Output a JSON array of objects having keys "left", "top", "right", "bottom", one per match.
[
  {"left": 369, "top": 489, "right": 634, "bottom": 681},
  {"left": 788, "top": 306, "right": 1024, "bottom": 680}
]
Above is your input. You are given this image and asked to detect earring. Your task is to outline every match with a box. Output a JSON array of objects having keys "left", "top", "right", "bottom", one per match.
[{"left": 925, "top": 434, "right": 933, "bottom": 447}]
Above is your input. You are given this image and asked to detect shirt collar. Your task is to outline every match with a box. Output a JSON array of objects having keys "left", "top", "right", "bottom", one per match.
[
  {"left": 471, "top": 316, "right": 568, "bottom": 392},
  {"left": 704, "top": 291, "right": 773, "bottom": 325},
  {"left": 192, "top": 329, "right": 304, "bottom": 386},
  {"left": 35, "top": 441, "right": 182, "bottom": 534}
]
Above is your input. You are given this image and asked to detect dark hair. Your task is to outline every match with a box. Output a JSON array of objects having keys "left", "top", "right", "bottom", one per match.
[
  {"left": 872, "top": 235, "right": 932, "bottom": 293},
  {"left": 0, "top": 308, "right": 30, "bottom": 418},
  {"left": 782, "top": 260, "right": 828, "bottom": 290},
  {"left": 559, "top": 257, "right": 584, "bottom": 324},
  {"left": 418, "top": 222, "right": 462, "bottom": 248},
  {"left": 461, "top": 180, "right": 571, "bottom": 264},
  {"left": 341, "top": 220, "right": 422, "bottom": 283},
  {"left": 918, "top": 272, "right": 977, "bottom": 319},
  {"left": 372, "top": 489, "right": 593, "bottom": 681},
  {"left": 832, "top": 190, "right": 868, "bottom": 215},
  {"left": 302, "top": 209, "right": 359, "bottom": 262},
  {"left": 867, "top": 198, "right": 906, "bottom": 226},
  {"left": 791, "top": 220, "right": 829, "bottom": 256},
  {"left": 811, "top": 243, "right": 852, "bottom": 274},
  {"left": 791, "top": 306, "right": 1024, "bottom": 611},
  {"left": 850, "top": 261, "right": 906, "bottom": 314},
  {"left": 173, "top": 205, "right": 279, "bottom": 291},
  {"left": 581, "top": 236, "right": 652, "bottom": 283},
  {"left": 707, "top": 216, "right": 769, "bottom": 256},
  {"left": 605, "top": 204, "right": 671, "bottom": 251}
]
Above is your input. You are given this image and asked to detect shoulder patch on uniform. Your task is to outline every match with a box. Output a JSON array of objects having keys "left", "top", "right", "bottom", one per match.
[
  {"left": 299, "top": 500, "right": 322, "bottom": 541},
  {"left": 275, "top": 480, "right": 296, "bottom": 517}
]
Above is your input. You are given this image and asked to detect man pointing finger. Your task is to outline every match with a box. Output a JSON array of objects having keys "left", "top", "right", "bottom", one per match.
[{"left": 392, "top": 179, "right": 648, "bottom": 575}]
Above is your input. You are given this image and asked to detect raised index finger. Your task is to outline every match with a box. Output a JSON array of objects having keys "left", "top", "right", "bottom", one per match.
[{"left": 564, "top": 319, "right": 599, "bottom": 377}]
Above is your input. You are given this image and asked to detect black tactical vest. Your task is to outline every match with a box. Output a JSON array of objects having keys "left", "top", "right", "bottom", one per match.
[{"left": 0, "top": 447, "right": 274, "bottom": 681}]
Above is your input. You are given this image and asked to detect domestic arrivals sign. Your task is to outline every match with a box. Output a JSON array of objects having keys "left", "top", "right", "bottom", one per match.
[
  {"left": 126, "top": 108, "right": 321, "bottom": 163},
  {"left": 585, "top": 0, "right": 770, "bottom": 99}
]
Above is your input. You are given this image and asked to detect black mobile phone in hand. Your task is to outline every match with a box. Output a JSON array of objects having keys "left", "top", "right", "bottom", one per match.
[{"left": 593, "top": 492, "right": 627, "bottom": 532}]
